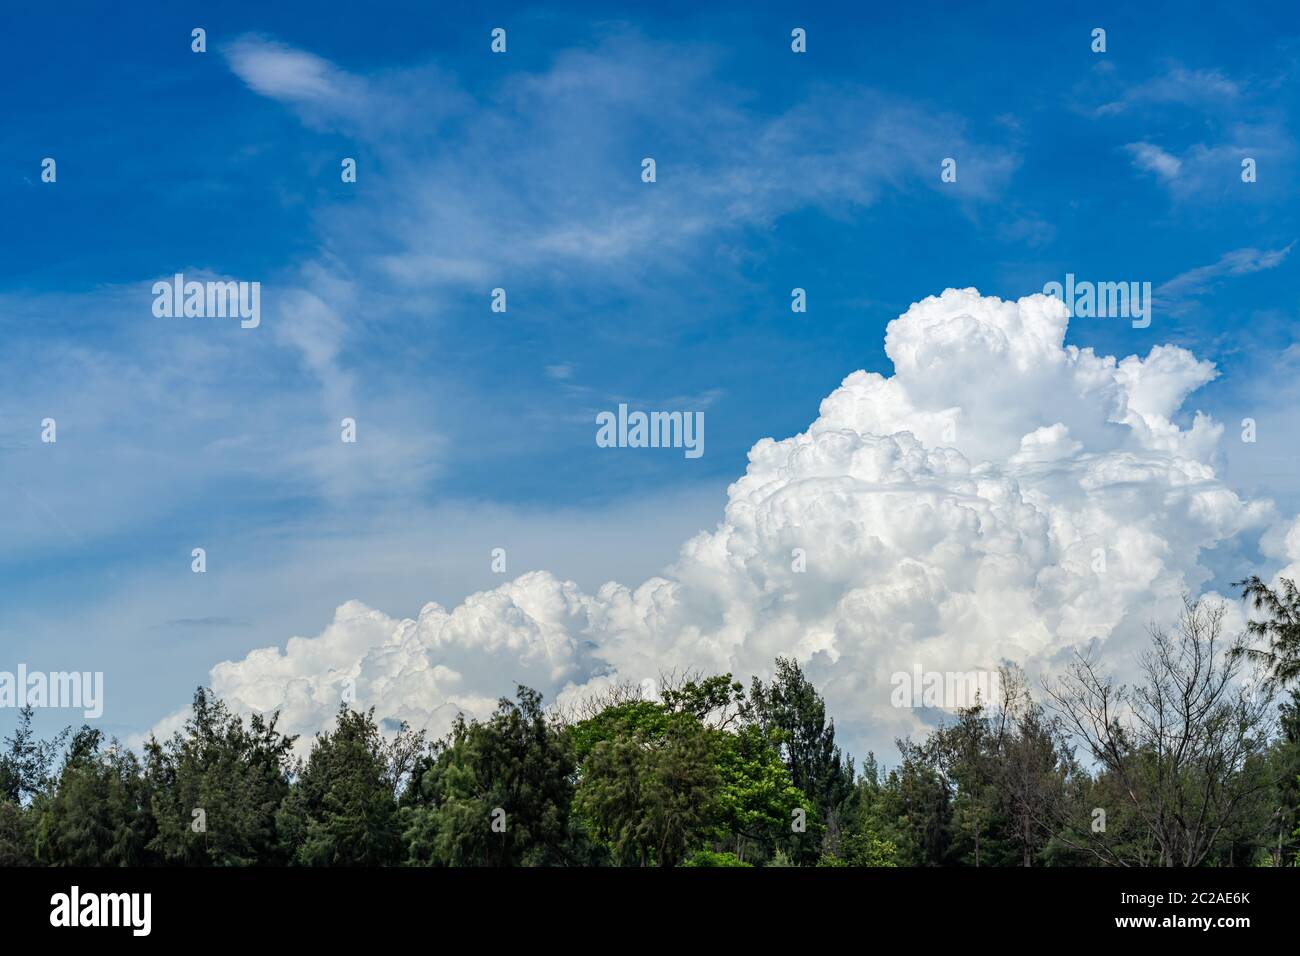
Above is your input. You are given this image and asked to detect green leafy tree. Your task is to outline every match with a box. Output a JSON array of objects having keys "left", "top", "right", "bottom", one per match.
[
  {"left": 817, "top": 826, "right": 897, "bottom": 866},
  {"left": 750, "top": 658, "right": 854, "bottom": 821},
  {"left": 712, "top": 722, "right": 814, "bottom": 861},
  {"left": 1268, "top": 692, "right": 1300, "bottom": 865},
  {"left": 403, "top": 687, "right": 579, "bottom": 866},
  {"left": 1294, "top": 775, "right": 1300, "bottom": 865},
  {"left": 1234, "top": 576, "right": 1300, "bottom": 689},
  {"left": 575, "top": 712, "right": 720, "bottom": 867},
  {"left": 681, "top": 849, "right": 752, "bottom": 867},
  {"left": 1, "top": 706, "right": 68, "bottom": 803},
  {"left": 572, "top": 672, "right": 812, "bottom": 866},
  {"left": 276, "top": 706, "right": 404, "bottom": 866},
  {"left": 144, "top": 688, "right": 296, "bottom": 866},
  {"left": 877, "top": 745, "right": 953, "bottom": 865},
  {"left": 0, "top": 801, "right": 33, "bottom": 866},
  {"left": 925, "top": 704, "right": 1002, "bottom": 866},
  {"left": 33, "top": 728, "right": 154, "bottom": 866},
  {"left": 0, "top": 706, "right": 67, "bottom": 866}
]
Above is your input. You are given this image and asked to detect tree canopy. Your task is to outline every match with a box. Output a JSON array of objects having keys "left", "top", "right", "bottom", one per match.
[{"left": 4, "top": 586, "right": 1300, "bottom": 867}]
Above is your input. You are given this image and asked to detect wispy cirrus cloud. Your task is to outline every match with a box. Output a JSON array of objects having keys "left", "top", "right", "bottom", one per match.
[
  {"left": 1125, "top": 142, "right": 1182, "bottom": 180},
  {"left": 226, "top": 37, "right": 357, "bottom": 106},
  {"left": 1155, "top": 243, "right": 1295, "bottom": 314},
  {"left": 1121, "top": 125, "right": 1290, "bottom": 200},
  {"left": 222, "top": 31, "right": 1022, "bottom": 293},
  {"left": 224, "top": 34, "right": 466, "bottom": 133},
  {"left": 1082, "top": 61, "right": 1293, "bottom": 202},
  {"left": 1095, "top": 65, "right": 1242, "bottom": 116}
]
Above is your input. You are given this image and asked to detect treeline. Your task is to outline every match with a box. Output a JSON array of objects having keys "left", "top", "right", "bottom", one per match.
[{"left": 2, "top": 580, "right": 1299, "bottom": 867}]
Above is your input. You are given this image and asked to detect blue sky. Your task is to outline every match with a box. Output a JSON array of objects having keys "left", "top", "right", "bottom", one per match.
[{"left": 2, "top": 1, "right": 1298, "bottom": 747}]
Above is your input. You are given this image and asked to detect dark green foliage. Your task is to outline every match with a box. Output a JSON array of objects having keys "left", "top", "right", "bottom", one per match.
[
  {"left": 401, "top": 687, "right": 578, "bottom": 866},
  {"left": 33, "top": 728, "right": 154, "bottom": 866},
  {"left": 816, "top": 827, "right": 897, "bottom": 867},
  {"left": 1234, "top": 576, "right": 1300, "bottom": 689},
  {"left": 0, "top": 801, "right": 34, "bottom": 866},
  {"left": 274, "top": 704, "right": 418, "bottom": 866},
  {"left": 5, "top": 579, "right": 1300, "bottom": 867},
  {"left": 575, "top": 710, "right": 720, "bottom": 867},
  {"left": 682, "top": 849, "right": 752, "bottom": 867},
  {"left": 750, "top": 658, "right": 854, "bottom": 818},
  {"left": 570, "top": 673, "right": 813, "bottom": 866},
  {"left": 144, "top": 688, "right": 296, "bottom": 866},
  {"left": 1, "top": 706, "right": 67, "bottom": 803},
  {"left": 1270, "top": 692, "right": 1300, "bottom": 864}
]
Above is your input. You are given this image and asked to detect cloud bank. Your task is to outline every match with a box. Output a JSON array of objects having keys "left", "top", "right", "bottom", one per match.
[{"left": 172, "top": 289, "right": 1293, "bottom": 756}]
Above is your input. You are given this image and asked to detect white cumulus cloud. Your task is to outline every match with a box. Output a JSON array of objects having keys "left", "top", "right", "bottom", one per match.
[{"left": 173, "top": 289, "right": 1288, "bottom": 757}]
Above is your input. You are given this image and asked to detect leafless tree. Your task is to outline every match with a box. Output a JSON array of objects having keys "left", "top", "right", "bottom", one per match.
[
  {"left": 552, "top": 679, "right": 652, "bottom": 728},
  {"left": 552, "top": 668, "right": 724, "bottom": 728},
  {"left": 1043, "top": 597, "right": 1276, "bottom": 866}
]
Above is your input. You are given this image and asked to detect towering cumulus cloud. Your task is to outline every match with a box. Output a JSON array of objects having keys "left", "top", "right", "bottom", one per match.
[{"left": 192, "top": 289, "right": 1288, "bottom": 755}]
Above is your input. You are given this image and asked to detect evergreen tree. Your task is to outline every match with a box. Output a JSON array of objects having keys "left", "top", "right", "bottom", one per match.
[
  {"left": 1234, "top": 575, "right": 1300, "bottom": 689},
  {"left": 33, "top": 728, "right": 154, "bottom": 866},
  {"left": 750, "top": 658, "right": 855, "bottom": 824},
  {"left": 277, "top": 706, "right": 403, "bottom": 866},
  {"left": 403, "top": 687, "right": 578, "bottom": 866},
  {"left": 145, "top": 688, "right": 296, "bottom": 866}
]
